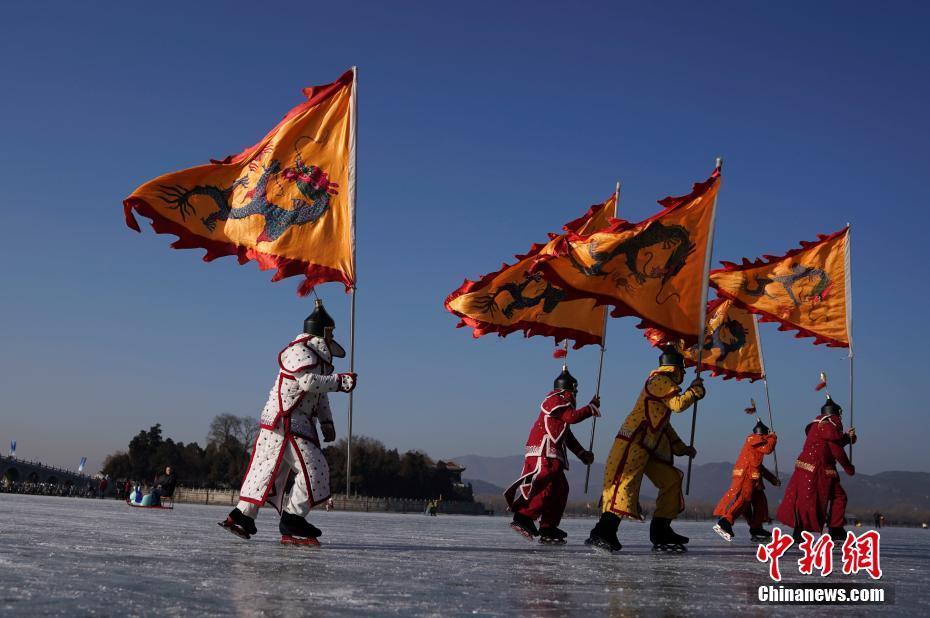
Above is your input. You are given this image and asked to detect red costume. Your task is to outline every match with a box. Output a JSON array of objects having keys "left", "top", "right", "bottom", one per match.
[
  {"left": 504, "top": 389, "right": 598, "bottom": 531},
  {"left": 777, "top": 411, "right": 856, "bottom": 533},
  {"left": 714, "top": 433, "right": 778, "bottom": 528}
]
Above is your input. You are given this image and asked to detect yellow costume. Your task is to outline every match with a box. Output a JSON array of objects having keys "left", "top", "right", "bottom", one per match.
[{"left": 601, "top": 366, "right": 704, "bottom": 519}]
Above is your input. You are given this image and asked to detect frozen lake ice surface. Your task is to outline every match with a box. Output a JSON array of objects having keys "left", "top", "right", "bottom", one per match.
[{"left": 1, "top": 494, "right": 927, "bottom": 616}]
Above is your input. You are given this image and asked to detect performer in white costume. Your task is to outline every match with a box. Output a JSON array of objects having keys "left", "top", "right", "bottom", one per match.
[{"left": 219, "top": 299, "right": 357, "bottom": 546}]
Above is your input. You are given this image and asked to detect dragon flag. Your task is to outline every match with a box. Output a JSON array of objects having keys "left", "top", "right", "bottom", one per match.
[
  {"left": 533, "top": 168, "right": 721, "bottom": 343},
  {"left": 710, "top": 226, "right": 851, "bottom": 348},
  {"left": 643, "top": 297, "right": 764, "bottom": 381},
  {"left": 444, "top": 194, "right": 617, "bottom": 348},
  {"left": 124, "top": 69, "right": 357, "bottom": 294}
]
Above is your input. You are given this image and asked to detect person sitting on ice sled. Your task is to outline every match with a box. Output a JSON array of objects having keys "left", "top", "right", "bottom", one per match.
[
  {"left": 586, "top": 345, "right": 703, "bottom": 553},
  {"left": 504, "top": 366, "right": 599, "bottom": 544},
  {"left": 219, "top": 299, "right": 357, "bottom": 546},
  {"left": 712, "top": 417, "right": 779, "bottom": 542}
]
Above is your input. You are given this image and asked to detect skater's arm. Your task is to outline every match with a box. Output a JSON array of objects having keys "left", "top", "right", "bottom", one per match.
[
  {"left": 564, "top": 428, "right": 595, "bottom": 464},
  {"left": 316, "top": 397, "right": 337, "bottom": 442},
  {"left": 760, "top": 465, "right": 780, "bottom": 485},
  {"left": 752, "top": 433, "right": 777, "bottom": 454},
  {"left": 665, "top": 425, "right": 692, "bottom": 457},
  {"left": 646, "top": 374, "right": 705, "bottom": 412},
  {"left": 827, "top": 438, "right": 855, "bottom": 475},
  {"left": 559, "top": 397, "right": 600, "bottom": 424}
]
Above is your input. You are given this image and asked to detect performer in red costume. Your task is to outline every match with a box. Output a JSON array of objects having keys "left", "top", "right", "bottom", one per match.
[
  {"left": 776, "top": 395, "right": 857, "bottom": 541},
  {"left": 712, "top": 418, "right": 780, "bottom": 542},
  {"left": 504, "top": 367, "right": 599, "bottom": 544}
]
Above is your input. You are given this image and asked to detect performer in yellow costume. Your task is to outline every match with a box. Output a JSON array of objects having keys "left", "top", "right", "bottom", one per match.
[{"left": 585, "top": 346, "right": 705, "bottom": 552}]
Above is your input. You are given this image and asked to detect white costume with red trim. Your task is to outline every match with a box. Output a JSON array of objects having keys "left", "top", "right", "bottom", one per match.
[{"left": 236, "top": 333, "right": 351, "bottom": 518}]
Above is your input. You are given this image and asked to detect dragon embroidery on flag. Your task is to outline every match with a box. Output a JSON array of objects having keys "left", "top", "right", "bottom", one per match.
[
  {"left": 741, "top": 263, "right": 833, "bottom": 322},
  {"left": 473, "top": 271, "right": 567, "bottom": 318},
  {"left": 155, "top": 146, "right": 338, "bottom": 243}
]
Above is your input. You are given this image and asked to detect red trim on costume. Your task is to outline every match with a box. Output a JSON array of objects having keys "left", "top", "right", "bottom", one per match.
[
  {"left": 278, "top": 337, "right": 319, "bottom": 373},
  {"left": 123, "top": 196, "right": 353, "bottom": 295},
  {"left": 289, "top": 435, "right": 331, "bottom": 509},
  {"left": 607, "top": 424, "right": 645, "bottom": 515},
  {"left": 709, "top": 228, "right": 850, "bottom": 348},
  {"left": 256, "top": 436, "right": 289, "bottom": 506}
]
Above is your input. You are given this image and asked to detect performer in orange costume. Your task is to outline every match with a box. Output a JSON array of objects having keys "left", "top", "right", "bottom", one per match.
[{"left": 712, "top": 418, "right": 779, "bottom": 542}]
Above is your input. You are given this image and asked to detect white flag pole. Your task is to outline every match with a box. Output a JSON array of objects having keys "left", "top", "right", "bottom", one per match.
[
  {"left": 584, "top": 181, "right": 620, "bottom": 494},
  {"left": 345, "top": 66, "right": 358, "bottom": 497},
  {"left": 845, "top": 223, "right": 854, "bottom": 462},
  {"left": 685, "top": 158, "right": 722, "bottom": 495}
]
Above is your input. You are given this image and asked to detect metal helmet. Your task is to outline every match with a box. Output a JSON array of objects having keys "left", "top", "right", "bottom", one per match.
[
  {"left": 659, "top": 345, "right": 685, "bottom": 368},
  {"left": 304, "top": 299, "right": 335, "bottom": 338},
  {"left": 821, "top": 396, "right": 843, "bottom": 416},
  {"left": 753, "top": 418, "right": 770, "bottom": 435},
  {"left": 553, "top": 367, "right": 578, "bottom": 393}
]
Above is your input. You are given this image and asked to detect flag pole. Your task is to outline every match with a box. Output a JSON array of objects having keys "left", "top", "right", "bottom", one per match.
[
  {"left": 584, "top": 182, "right": 619, "bottom": 494},
  {"left": 754, "top": 314, "right": 779, "bottom": 478},
  {"left": 845, "top": 223, "right": 854, "bottom": 462},
  {"left": 686, "top": 157, "right": 722, "bottom": 495},
  {"left": 345, "top": 66, "right": 358, "bottom": 497}
]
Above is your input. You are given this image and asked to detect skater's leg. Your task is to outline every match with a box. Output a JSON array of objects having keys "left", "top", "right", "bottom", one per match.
[
  {"left": 644, "top": 459, "right": 684, "bottom": 520},
  {"left": 284, "top": 436, "right": 331, "bottom": 516},
  {"left": 283, "top": 442, "right": 312, "bottom": 517},
  {"left": 746, "top": 487, "right": 768, "bottom": 529},
  {"left": 236, "top": 501, "right": 259, "bottom": 519},
  {"left": 828, "top": 480, "right": 848, "bottom": 529},
  {"left": 538, "top": 469, "right": 569, "bottom": 530},
  {"left": 601, "top": 438, "right": 648, "bottom": 519}
]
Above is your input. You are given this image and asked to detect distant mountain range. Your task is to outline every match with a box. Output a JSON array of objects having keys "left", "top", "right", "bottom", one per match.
[{"left": 454, "top": 454, "right": 930, "bottom": 518}]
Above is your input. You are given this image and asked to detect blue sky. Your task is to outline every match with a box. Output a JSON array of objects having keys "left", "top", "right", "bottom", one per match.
[{"left": 1, "top": 1, "right": 928, "bottom": 477}]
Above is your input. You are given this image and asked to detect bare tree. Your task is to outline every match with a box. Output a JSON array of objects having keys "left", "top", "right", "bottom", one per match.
[{"left": 207, "top": 414, "right": 242, "bottom": 446}]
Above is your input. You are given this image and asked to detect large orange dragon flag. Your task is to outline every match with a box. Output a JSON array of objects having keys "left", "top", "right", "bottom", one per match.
[
  {"left": 644, "top": 297, "right": 764, "bottom": 381},
  {"left": 710, "top": 227, "right": 851, "bottom": 348},
  {"left": 444, "top": 194, "right": 617, "bottom": 348},
  {"left": 124, "top": 69, "right": 356, "bottom": 294},
  {"left": 534, "top": 168, "right": 721, "bottom": 343}
]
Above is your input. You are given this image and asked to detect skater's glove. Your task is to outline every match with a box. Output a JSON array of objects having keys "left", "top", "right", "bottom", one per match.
[
  {"left": 320, "top": 421, "right": 336, "bottom": 443},
  {"left": 687, "top": 377, "right": 705, "bottom": 400},
  {"left": 847, "top": 427, "right": 857, "bottom": 444},
  {"left": 589, "top": 396, "right": 601, "bottom": 415},
  {"left": 844, "top": 464, "right": 855, "bottom": 477},
  {"left": 773, "top": 478, "right": 782, "bottom": 486},
  {"left": 579, "top": 450, "right": 595, "bottom": 465},
  {"left": 337, "top": 372, "right": 357, "bottom": 392},
  {"left": 683, "top": 446, "right": 697, "bottom": 458}
]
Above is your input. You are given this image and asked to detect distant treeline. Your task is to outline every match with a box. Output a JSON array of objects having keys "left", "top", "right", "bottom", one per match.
[{"left": 101, "top": 415, "right": 468, "bottom": 500}]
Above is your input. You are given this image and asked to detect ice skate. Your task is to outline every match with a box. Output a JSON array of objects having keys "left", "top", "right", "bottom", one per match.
[
  {"left": 828, "top": 526, "right": 848, "bottom": 542},
  {"left": 584, "top": 513, "right": 622, "bottom": 553},
  {"left": 509, "top": 513, "right": 539, "bottom": 541},
  {"left": 650, "top": 517, "right": 688, "bottom": 552},
  {"left": 538, "top": 527, "right": 568, "bottom": 545},
  {"left": 712, "top": 518, "right": 734, "bottom": 542},
  {"left": 218, "top": 508, "right": 257, "bottom": 540},
  {"left": 279, "top": 512, "right": 322, "bottom": 547},
  {"left": 749, "top": 527, "right": 772, "bottom": 542}
]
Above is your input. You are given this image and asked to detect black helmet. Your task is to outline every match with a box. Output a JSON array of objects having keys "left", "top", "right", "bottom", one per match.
[
  {"left": 304, "top": 299, "right": 335, "bottom": 337},
  {"left": 753, "top": 418, "right": 770, "bottom": 435},
  {"left": 821, "top": 396, "right": 843, "bottom": 416},
  {"left": 553, "top": 367, "right": 578, "bottom": 393},
  {"left": 659, "top": 345, "right": 684, "bottom": 368}
]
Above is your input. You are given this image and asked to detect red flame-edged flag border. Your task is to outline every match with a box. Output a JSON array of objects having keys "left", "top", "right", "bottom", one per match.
[
  {"left": 532, "top": 170, "right": 721, "bottom": 346},
  {"left": 640, "top": 296, "right": 764, "bottom": 382},
  {"left": 709, "top": 228, "right": 849, "bottom": 348},
  {"left": 122, "top": 70, "right": 355, "bottom": 296},
  {"left": 443, "top": 200, "right": 616, "bottom": 350}
]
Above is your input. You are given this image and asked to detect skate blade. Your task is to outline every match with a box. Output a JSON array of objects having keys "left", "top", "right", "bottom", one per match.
[
  {"left": 539, "top": 538, "right": 567, "bottom": 545},
  {"left": 509, "top": 523, "right": 537, "bottom": 542},
  {"left": 652, "top": 544, "right": 688, "bottom": 553},
  {"left": 751, "top": 535, "right": 772, "bottom": 542},
  {"left": 712, "top": 525, "right": 733, "bottom": 542},
  {"left": 280, "top": 535, "right": 321, "bottom": 547},
  {"left": 218, "top": 520, "right": 250, "bottom": 540},
  {"left": 585, "top": 538, "right": 622, "bottom": 554}
]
